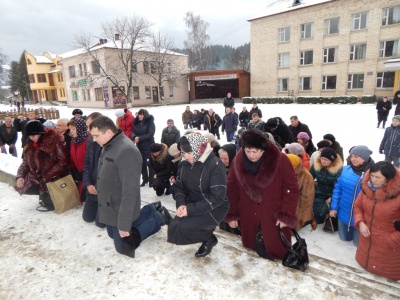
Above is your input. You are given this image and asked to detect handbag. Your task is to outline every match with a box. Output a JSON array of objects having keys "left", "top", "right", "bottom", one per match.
[
  {"left": 323, "top": 203, "right": 338, "bottom": 232},
  {"left": 46, "top": 174, "right": 80, "bottom": 214},
  {"left": 278, "top": 225, "right": 309, "bottom": 272}
]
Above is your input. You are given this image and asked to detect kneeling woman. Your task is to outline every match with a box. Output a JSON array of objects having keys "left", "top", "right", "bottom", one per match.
[{"left": 167, "top": 134, "right": 229, "bottom": 257}]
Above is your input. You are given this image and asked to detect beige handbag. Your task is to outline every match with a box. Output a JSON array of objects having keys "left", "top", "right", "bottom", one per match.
[{"left": 46, "top": 175, "right": 80, "bottom": 214}]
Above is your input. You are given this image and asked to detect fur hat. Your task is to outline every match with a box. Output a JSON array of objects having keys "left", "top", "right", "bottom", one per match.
[
  {"left": 297, "top": 132, "right": 310, "bottom": 142},
  {"left": 350, "top": 145, "right": 372, "bottom": 162},
  {"left": 285, "top": 143, "right": 304, "bottom": 155},
  {"left": 115, "top": 109, "right": 125, "bottom": 118},
  {"left": 168, "top": 143, "right": 180, "bottom": 157},
  {"left": 72, "top": 109, "right": 83, "bottom": 116},
  {"left": 320, "top": 148, "right": 337, "bottom": 162},
  {"left": 266, "top": 118, "right": 279, "bottom": 128},
  {"left": 241, "top": 129, "right": 269, "bottom": 151},
  {"left": 392, "top": 115, "right": 400, "bottom": 122},
  {"left": 323, "top": 133, "right": 336, "bottom": 143},
  {"left": 204, "top": 132, "right": 215, "bottom": 142},
  {"left": 149, "top": 143, "right": 162, "bottom": 153},
  {"left": 25, "top": 120, "right": 45, "bottom": 136},
  {"left": 316, "top": 140, "right": 330, "bottom": 149},
  {"left": 286, "top": 154, "right": 301, "bottom": 168}
]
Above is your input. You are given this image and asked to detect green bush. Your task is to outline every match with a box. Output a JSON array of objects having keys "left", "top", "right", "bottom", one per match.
[
  {"left": 361, "top": 95, "right": 376, "bottom": 104},
  {"left": 244, "top": 95, "right": 375, "bottom": 104},
  {"left": 243, "top": 97, "right": 295, "bottom": 104}
]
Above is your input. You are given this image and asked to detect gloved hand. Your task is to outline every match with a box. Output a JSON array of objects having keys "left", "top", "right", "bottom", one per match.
[
  {"left": 379, "top": 150, "right": 383, "bottom": 154},
  {"left": 394, "top": 220, "right": 400, "bottom": 231}
]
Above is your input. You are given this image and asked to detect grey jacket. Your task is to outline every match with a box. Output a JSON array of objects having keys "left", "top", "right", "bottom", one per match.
[{"left": 96, "top": 130, "right": 143, "bottom": 231}]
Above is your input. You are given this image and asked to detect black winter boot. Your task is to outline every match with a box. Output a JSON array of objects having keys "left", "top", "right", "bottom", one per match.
[{"left": 195, "top": 234, "right": 218, "bottom": 258}]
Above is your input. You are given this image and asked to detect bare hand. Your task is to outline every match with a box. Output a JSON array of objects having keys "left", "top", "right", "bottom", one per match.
[
  {"left": 16, "top": 178, "right": 25, "bottom": 188},
  {"left": 134, "top": 136, "right": 139, "bottom": 144},
  {"left": 170, "top": 176, "right": 176, "bottom": 184},
  {"left": 228, "top": 220, "right": 238, "bottom": 228},
  {"left": 176, "top": 205, "right": 187, "bottom": 218},
  {"left": 87, "top": 185, "right": 97, "bottom": 195},
  {"left": 0, "top": 146, "right": 5, "bottom": 151},
  {"left": 329, "top": 210, "right": 338, "bottom": 217},
  {"left": 276, "top": 220, "right": 288, "bottom": 228},
  {"left": 119, "top": 230, "right": 130, "bottom": 238},
  {"left": 359, "top": 221, "right": 370, "bottom": 238},
  {"left": 325, "top": 197, "right": 331, "bottom": 204},
  {"left": 9, "top": 144, "right": 14, "bottom": 148}
]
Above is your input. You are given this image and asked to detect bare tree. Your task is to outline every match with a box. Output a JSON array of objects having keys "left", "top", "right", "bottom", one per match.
[
  {"left": 184, "top": 12, "right": 210, "bottom": 71},
  {"left": 230, "top": 43, "right": 250, "bottom": 71},
  {"left": 73, "top": 15, "right": 152, "bottom": 101}
]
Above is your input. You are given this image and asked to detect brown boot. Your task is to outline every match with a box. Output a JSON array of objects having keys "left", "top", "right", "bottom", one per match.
[{"left": 311, "top": 214, "right": 317, "bottom": 230}]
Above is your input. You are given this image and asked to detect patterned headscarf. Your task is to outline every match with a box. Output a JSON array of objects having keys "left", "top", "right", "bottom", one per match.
[
  {"left": 180, "top": 133, "right": 208, "bottom": 163},
  {"left": 71, "top": 118, "right": 88, "bottom": 144}
]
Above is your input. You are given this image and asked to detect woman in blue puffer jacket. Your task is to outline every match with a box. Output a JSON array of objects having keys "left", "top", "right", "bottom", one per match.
[{"left": 330, "top": 146, "right": 374, "bottom": 246}]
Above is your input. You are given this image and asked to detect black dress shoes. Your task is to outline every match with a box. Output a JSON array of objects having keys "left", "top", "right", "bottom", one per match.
[
  {"left": 152, "top": 201, "right": 162, "bottom": 211},
  {"left": 158, "top": 206, "right": 172, "bottom": 225},
  {"left": 195, "top": 234, "right": 218, "bottom": 258},
  {"left": 140, "top": 181, "right": 147, "bottom": 187}
]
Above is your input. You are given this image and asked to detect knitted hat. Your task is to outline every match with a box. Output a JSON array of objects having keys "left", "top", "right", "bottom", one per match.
[
  {"left": 320, "top": 148, "right": 337, "bottom": 162},
  {"left": 285, "top": 143, "right": 304, "bottom": 155},
  {"left": 168, "top": 143, "right": 180, "bottom": 157},
  {"left": 25, "top": 120, "right": 45, "bottom": 136},
  {"left": 149, "top": 143, "right": 162, "bottom": 153},
  {"left": 43, "top": 120, "right": 56, "bottom": 129},
  {"left": 286, "top": 154, "right": 301, "bottom": 168},
  {"left": 115, "top": 109, "right": 125, "bottom": 118},
  {"left": 72, "top": 109, "right": 83, "bottom": 116},
  {"left": 297, "top": 132, "right": 310, "bottom": 142},
  {"left": 204, "top": 132, "right": 215, "bottom": 142},
  {"left": 393, "top": 115, "right": 400, "bottom": 122},
  {"left": 323, "top": 134, "right": 336, "bottom": 143},
  {"left": 316, "top": 140, "right": 330, "bottom": 149},
  {"left": 350, "top": 145, "right": 372, "bottom": 162}
]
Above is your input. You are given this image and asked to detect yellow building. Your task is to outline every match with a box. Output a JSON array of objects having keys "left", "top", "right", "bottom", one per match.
[{"left": 25, "top": 51, "right": 67, "bottom": 104}]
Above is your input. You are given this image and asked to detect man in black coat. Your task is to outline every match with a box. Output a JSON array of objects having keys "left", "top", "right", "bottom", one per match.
[
  {"left": 376, "top": 96, "right": 392, "bottom": 128},
  {"left": 239, "top": 106, "right": 250, "bottom": 128},
  {"left": 249, "top": 102, "right": 262, "bottom": 119},
  {"left": 289, "top": 115, "right": 313, "bottom": 139},
  {"left": 394, "top": 90, "right": 400, "bottom": 116},
  {"left": 204, "top": 108, "right": 222, "bottom": 140},
  {"left": 56, "top": 118, "right": 72, "bottom": 151},
  {"left": 264, "top": 117, "right": 294, "bottom": 147},
  {"left": 160, "top": 119, "right": 180, "bottom": 148},
  {"left": 13, "top": 110, "right": 46, "bottom": 150},
  {"left": 223, "top": 92, "right": 235, "bottom": 108},
  {"left": 0, "top": 117, "right": 18, "bottom": 157}
]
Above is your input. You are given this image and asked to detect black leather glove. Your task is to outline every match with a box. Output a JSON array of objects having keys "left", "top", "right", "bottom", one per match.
[
  {"left": 394, "top": 220, "right": 400, "bottom": 231},
  {"left": 379, "top": 150, "right": 383, "bottom": 154}
]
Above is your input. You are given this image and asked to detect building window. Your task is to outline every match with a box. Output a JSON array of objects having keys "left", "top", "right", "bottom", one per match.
[
  {"left": 351, "top": 12, "right": 368, "bottom": 31},
  {"left": 278, "top": 53, "right": 290, "bottom": 68},
  {"left": 143, "top": 61, "right": 149, "bottom": 74},
  {"left": 86, "top": 89, "right": 91, "bottom": 101},
  {"left": 300, "top": 50, "right": 313, "bottom": 65},
  {"left": 132, "top": 86, "right": 139, "bottom": 100},
  {"left": 29, "top": 74, "right": 35, "bottom": 83},
  {"left": 91, "top": 61, "right": 101, "bottom": 74},
  {"left": 37, "top": 74, "right": 47, "bottom": 83},
  {"left": 323, "top": 47, "right": 337, "bottom": 63},
  {"left": 145, "top": 86, "right": 151, "bottom": 99},
  {"left": 382, "top": 6, "right": 400, "bottom": 26},
  {"left": 322, "top": 75, "right": 337, "bottom": 90},
  {"left": 59, "top": 88, "right": 65, "bottom": 97},
  {"left": 72, "top": 90, "right": 78, "bottom": 101},
  {"left": 160, "top": 86, "right": 164, "bottom": 100},
  {"left": 132, "top": 60, "right": 137, "bottom": 73},
  {"left": 350, "top": 44, "right": 367, "bottom": 60},
  {"left": 169, "top": 86, "right": 174, "bottom": 97},
  {"left": 69, "top": 66, "right": 76, "bottom": 78},
  {"left": 57, "top": 73, "right": 63, "bottom": 82},
  {"left": 299, "top": 77, "right": 312, "bottom": 91},
  {"left": 278, "top": 27, "right": 290, "bottom": 42},
  {"left": 300, "top": 22, "right": 313, "bottom": 39},
  {"left": 379, "top": 40, "right": 398, "bottom": 58},
  {"left": 150, "top": 61, "right": 157, "bottom": 74},
  {"left": 95, "top": 88, "right": 104, "bottom": 101},
  {"left": 278, "top": 78, "right": 289, "bottom": 92},
  {"left": 27, "top": 59, "right": 32, "bottom": 65},
  {"left": 83, "top": 63, "right": 87, "bottom": 76},
  {"left": 376, "top": 72, "right": 395, "bottom": 88},
  {"left": 348, "top": 74, "right": 364, "bottom": 89},
  {"left": 324, "top": 17, "right": 340, "bottom": 35},
  {"left": 79, "top": 64, "right": 83, "bottom": 77}
]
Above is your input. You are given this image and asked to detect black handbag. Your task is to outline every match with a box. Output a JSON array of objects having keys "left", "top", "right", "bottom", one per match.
[
  {"left": 278, "top": 226, "right": 309, "bottom": 272},
  {"left": 323, "top": 214, "right": 338, "bottom": 232}
]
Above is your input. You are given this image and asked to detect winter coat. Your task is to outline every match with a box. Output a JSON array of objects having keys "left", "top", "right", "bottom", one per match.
[
  {"left": 116, "top": 109, "right": 134, "bottom": 140},
  {"left": 310, "top": 155, "right": 343, "bottom": 220},
  {"left": 289, "top": 121, "right": 313, "bottom": 140},
  {"left": 182, "top": 110, "right": 193, "bottom": 125},
  {"left": 248, "top": 119, "right": 265, "bottom": 130},
  {"left": 354, "top": 169, "right": 400, "bottom": 281},
  {"left": 167, "top": 144, "right": 229, "bottom": 245},
  {"left": 249, "top": 106, "right": 262, "bottom": 119},
  {"left": 132, "top": 109, "right": 155, "bottom": 161},
  {"left": 15, "top": 128, "right": 70, "bottom": 195},
  {"left": 0, "top": 123, "right": 17, "bottom": 146},
  {"left": 192, "top": 113, "right": 202, "bottom": 128},
  {"left": 376, "top": 100, "right": 392, "bottom": 118},
  {"left": 70, "top": 136, "right": 89, "bottom": 199},
  {"left": 394, "top": 90, "right": 400, "bottom": 116},
  {"left": 82, "top": 136, "right": 102, "bottom": 202},
  {"left": 300, "top": 152, "right": 311, "bottom": 170},
  {"left": 161, "top": 126, "right": 180, "bottom": 148},
  {"left": 14, "top": 117, "right": 47, "bottom": 148},
  {"left": 97, "top": 130, "right": 143, "bottom": 231},
  {"left": 330, "top": 141, "right": 344, "bottom": 161},
  {"left": 223, "top": 97, "right": 235, "bottom": 108},
  {"left": 204, "top": 113, "right": 222, "bottom": 130},
  {"left": 263, "top": 118, "right": 294, "bottom": 148},
  {"left": 303, "top": 140, "right": 316, "bottom": 157},
  {"left": 239, "top": 110, "right": 250, "bottom": 123},
  {"left": 149, "top": 143, "right": 173, "bottom": 188},
  {"left": 331, "top": 159, "right": 374, "bottom": 228},
  {"left": 221, "top": 112, "right": 238, "bottom": 133},
  {"left": 226, "top": 143, "right": 299, "bottom": 260},
  {"left": 379, "top": 125, "right": 400, "bottom": 157}
]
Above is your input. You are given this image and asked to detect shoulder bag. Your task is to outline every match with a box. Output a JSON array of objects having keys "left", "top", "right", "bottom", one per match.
[
  {"left": 46, "top": 174, "right": 80, "bottom": 214},
  {"left": 278, "top": 225, "right": 309, "bottom": 272}
]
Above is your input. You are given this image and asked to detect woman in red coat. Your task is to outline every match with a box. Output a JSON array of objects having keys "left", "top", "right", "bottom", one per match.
[
  {"left": 68, "top": 118, "right": 89, "bottom": 202},
  {"left": 354, "top": 161, "right": 400, "bottom": 281},
  {"left": 115, "top": 108, "right": 134, "bottom": 140},
  {"left": 226, "top": 129, "right": 300, "bottom": 260}
]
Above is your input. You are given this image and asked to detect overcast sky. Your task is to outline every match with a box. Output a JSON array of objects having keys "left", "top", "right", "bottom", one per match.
[{"left": 0, "top": 0, "right": 273, "bottom": 62}]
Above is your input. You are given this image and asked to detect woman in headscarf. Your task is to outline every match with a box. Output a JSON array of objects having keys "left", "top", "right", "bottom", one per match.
[
  {"left": 68, "top": 117, "right": 89, "bottom": 203},
  {"left": 167, "top": 133, "right": 229, "bottom": 258}
]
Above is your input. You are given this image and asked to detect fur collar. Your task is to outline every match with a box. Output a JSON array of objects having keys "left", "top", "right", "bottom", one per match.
[
  {"left": 233, "top": 141, "right": 281, "bottom": 203},
  {"left": 151, "top": 143, "right": 169, "bottom": 163},
  {"left": 313, "top": 155, "right": 343, "bottom": 174},
  {"left": 361, "top": 169, "right": 400, "bottom": 201},
  {"left": 24, "top": 128, "right": 62, "bottom": 154}
]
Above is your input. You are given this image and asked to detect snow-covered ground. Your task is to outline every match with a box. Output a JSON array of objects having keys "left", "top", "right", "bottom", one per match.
[{"left": 0, "top": 101, "right": 399, "bottom": 299}]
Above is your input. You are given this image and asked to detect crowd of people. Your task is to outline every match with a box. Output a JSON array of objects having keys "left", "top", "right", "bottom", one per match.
[{"left": 1, "top": 92, "right": 399, "bottom": 281}]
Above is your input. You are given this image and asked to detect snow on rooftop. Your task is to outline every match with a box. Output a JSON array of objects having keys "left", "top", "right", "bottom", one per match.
[{"left": 34, "top": 55, "right": 53, "bottom": 64}]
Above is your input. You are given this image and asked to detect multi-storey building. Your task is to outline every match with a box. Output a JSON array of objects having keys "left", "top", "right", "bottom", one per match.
[
  {"left": 249, "top": 0, "right": 400, "bottom": 98},
  {"left": 61, "top": 39, "right": 189, "bottom": 109},
  {"left": 25, "top": 51, "right": 66, "bottom": 103}
]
